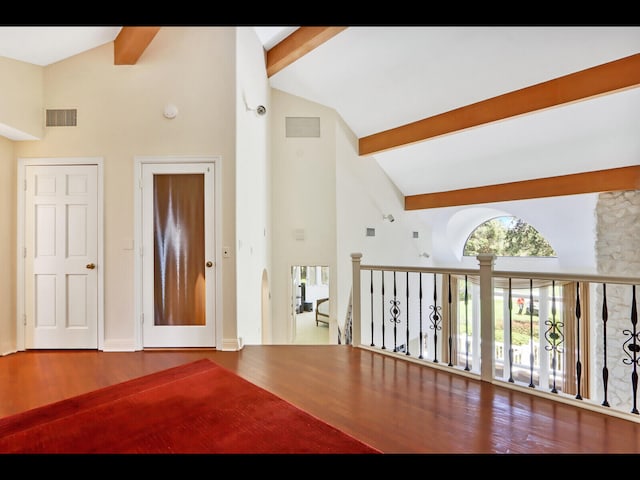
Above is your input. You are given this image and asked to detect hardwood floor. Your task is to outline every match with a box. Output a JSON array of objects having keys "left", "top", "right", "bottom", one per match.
[{"left": 2, "top": 345, "right": 640, "bottom": 455}]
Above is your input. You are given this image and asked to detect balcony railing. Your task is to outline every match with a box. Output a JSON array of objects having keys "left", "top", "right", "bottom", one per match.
[{"left": 349, "top": 253, "right": 640, "bottom": 423}]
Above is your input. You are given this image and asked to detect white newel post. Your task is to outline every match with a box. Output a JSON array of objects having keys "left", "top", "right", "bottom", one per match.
[
  {"left": 478, "top": 254, "right": 496, "bottom": 382},
  {"left": 351, "top": 253, "right": 363, "bottom": 347}
]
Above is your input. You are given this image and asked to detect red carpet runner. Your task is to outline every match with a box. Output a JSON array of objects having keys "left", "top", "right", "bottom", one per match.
[{"left": 0, "top": 359, "right": 381, "bottom": 454}]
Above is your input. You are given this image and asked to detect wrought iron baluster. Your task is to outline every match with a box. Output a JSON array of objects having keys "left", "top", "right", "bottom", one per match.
[
  {"left": 390, "top": 271, "right": 401, "bottom": 352},
  {"left": 370, "top": 270, "right": 374, "bottom": 347},
  {"left": 601, "top": 283, "right": 609, "bottom": 407},
  {"left": 419, "top": 273, "right": 424, "bottom": 360},
  {"left": 508, "top": 278, "right": 514, "bottom": 383},
  {"left": 447, "top": 275, "right": 453, "bottom": 367},
  {"left": 544, "top": 280, "right": 563, "bottom": 394},
  {"left": 575, "top": 282, "right": 583, "bottom": 400},
  {"left": 464, "top": 275, "right": 470, "bottom": 371},
  {"left": 622, "top": 285, "right": 639, "bottom": 414},
  {"left": 405, "top": 272, "right": 410, "bottom": 356},
  {"left": 528, "top": 279, "right": 535, "bottom": 388},
  {"left": 429, "top": 273, "right": 442, "bottom": 363}
]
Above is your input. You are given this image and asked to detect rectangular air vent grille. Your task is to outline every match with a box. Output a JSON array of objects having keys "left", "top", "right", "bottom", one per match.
[
  {"left": 285, "top": 116, "right": 320, "bottom": 138},
  {"left": 46, "top": 109, "right": 77, "bottom": 127}
]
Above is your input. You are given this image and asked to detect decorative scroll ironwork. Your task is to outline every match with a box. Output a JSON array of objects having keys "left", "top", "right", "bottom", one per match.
[
  {"left": 390, "top": 271, "right": 402, "bottom": 353},
  {"left": 508, "top": 278, "right": 514, "bottom": 383},
  {"left": 447, "top": 275, "right": 453, "bottom": 367},
  {"left": 419, "top": 273, "right": 424, "bottom": 360},
  {"left": 528, "top": 279, "right": 535, "bottom": 388},
  {"left": 464, "top": 275, "right": 470, "bottom": 371},
  {"left": 544, "top": 280, "right": 564, "bottom": 394},
  {"left": 575, "top": 282, "right": 583, "bottom": 400},
  {"left": 355, "top": 262, "right": 640, "bottom": 421},
  {"left": 601, "top": 283, "right": 610, "bottom": 407},
  {"left": 429, "top": 273, "right": 442, "bottom": 363},
  {"left": 370, "top": 270, "right": 375, "bottom": 347},
  {"left": 622, "top": 285, "right": 639, "bottom": 414}
]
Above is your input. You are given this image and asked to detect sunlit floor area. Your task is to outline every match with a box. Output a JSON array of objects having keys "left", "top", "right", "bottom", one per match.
[{"left": 293, "top": 311, "right": 330, "bottom": 345}]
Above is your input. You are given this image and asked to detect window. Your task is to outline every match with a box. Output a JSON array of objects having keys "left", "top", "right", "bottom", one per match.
[{"left": 463, "top": 216, "right": 556, "bottom": 257}]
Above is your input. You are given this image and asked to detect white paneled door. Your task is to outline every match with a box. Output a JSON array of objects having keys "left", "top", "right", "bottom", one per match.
[
  {"left": 141, "top": 162, "right": 215, "bottom": 348},
  {"left": 24, "top": 165, "right": 98, "bottom": 349}
]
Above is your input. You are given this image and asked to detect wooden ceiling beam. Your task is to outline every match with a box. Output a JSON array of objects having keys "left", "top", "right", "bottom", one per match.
[
  {"left": 404, "top": 166, "right": 640, "bottom": 210},
  {"left": 266, "top": 27, "right": 347, "bottom": 77},
  {"left": 114, "top": 27, "right": 161, "bottom": 65},
  {"left": 361, "top": 53, "right": 640, "bottom": 156},
  {"left": 262, "top": 28, "right": 640, "bottom": 210}
]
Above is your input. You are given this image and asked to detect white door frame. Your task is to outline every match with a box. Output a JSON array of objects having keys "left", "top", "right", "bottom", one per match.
[
  {"left": 133, "top": 155, "right": 222, "bottom": 350},
  {"left": 16, "top": 157, "right": 104, "bottom": 351}
]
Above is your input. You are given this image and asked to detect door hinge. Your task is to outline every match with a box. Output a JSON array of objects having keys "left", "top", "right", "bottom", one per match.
[
  {"left": 24, "top": 179, "right": 27, "bottom": 191},
  {"left": 141, "top": 313, "right": 144, "bottom": 324},
  {"left": 23, "top": 247, "right": 27, "bottom": 258},
  {"left": 23, "top": 314, "right": 27, "bottom": 326}
]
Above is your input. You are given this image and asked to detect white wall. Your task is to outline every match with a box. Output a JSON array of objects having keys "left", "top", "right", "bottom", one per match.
[
  {"left": 0, "top": 136, "right": 16, "bottom": 354},
  {"left": 270, "top": 90, "right": 437, "bottom": 344},
  {"left": 416, "top": 194, "right": 599, "bottom": 274},
  {"left": 235, "top": 27, "right": 271, "bottom": 345},
  {"left": 0, "top": 56, "right": 42, "bottom": 140},
  {"left": 7, "top": 27, "right": 239, "bottom": 351},
  {"left": 270, "top": 89, "right": 338, "bottom": 343},
  {"left": 0, "top": 26, "right": 615, "bottom": 356},
  {"left": 336, "top": 117, "right": 434, "bottom": 337}
]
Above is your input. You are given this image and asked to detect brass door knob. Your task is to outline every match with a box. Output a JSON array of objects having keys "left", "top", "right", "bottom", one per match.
[
  {"left": 206, "top": 261, "right": 213, "bottom": 268},
  {"left": 86, "top": 263, "right": 96, "bottom": 270}
]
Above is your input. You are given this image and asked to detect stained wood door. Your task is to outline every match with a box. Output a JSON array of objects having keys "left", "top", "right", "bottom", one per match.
[{"left": 141, "top": 163, "right": 215, "bottom": 347}]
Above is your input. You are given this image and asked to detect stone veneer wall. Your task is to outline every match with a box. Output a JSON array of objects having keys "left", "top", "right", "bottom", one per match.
[{"left": 592, "top": 190, "right": 640, "bottom": 412}]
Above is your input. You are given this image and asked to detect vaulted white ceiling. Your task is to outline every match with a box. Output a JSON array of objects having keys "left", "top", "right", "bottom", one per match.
[
  {"left": 1, "top": 25, "right": 638, "bottom": 201},
  {"left": 266, "top": 26, "right": 640, "bottom": 196},
  {"left": 0, "top": 26, "right": 123, "bottom": 66},
  {"left": 262, "top": 26, "right": 640, "bottom": 270}
]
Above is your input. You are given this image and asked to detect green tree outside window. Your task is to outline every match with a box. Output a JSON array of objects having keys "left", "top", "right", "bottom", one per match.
[{"left": 464, "top": 216, "right": 556, "bottom": 257}]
